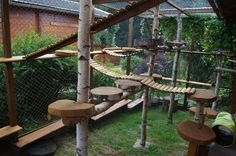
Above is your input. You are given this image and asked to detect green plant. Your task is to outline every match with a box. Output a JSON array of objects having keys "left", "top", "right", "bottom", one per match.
[{"left": 120, "top": 55, "right": 142, "bottom": 73}]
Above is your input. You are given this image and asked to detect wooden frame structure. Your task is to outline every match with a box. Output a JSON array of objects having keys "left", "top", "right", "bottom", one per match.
[{"left": 0, "top": 0, "right": 235, "bottom": 155}]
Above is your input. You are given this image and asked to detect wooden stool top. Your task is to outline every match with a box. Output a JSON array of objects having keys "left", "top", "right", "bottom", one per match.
[
  {"left": 115, "top": 79, "right": 141, "bottom": 88},
  {"left": 90, "top": 87, "right": 123, "bottom": 96},
  {"left": 48, "top": 99, "right": 95, "bottom": 118},
  {"left": 189, "top": 107, "right": 218, "bottom": 119},
  {"left": 177, "top": 121, "right": 215, "bottom": 145},
  {"left": 188, "top": 89, "right": 217, "bottom": 104}
]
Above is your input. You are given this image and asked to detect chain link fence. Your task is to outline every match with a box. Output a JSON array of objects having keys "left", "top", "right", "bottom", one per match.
[{"left": 0, "top": 0, "right": 84, "bottom": 132}]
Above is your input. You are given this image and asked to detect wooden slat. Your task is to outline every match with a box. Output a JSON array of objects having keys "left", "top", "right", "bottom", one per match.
[
  {"left": 0, "top": 125, "right": 22, "bottom": 140},
  {"left": 15, "top": 120, "right": 64, "bottom": 148},
  {"left": 91, "top": 99, "right": 132, "bottom": 120},
  {"left": 127, "top": 98, "right": 143, "bottom": 109}
]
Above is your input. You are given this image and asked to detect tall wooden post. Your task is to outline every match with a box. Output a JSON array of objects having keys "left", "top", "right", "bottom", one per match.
[
  {"left": 232, "top": 74, "right": 236, "bottom": 114},
  {"left": 126, "top": 17, "right": 134, "bottom": 75},
  {"left": 138, "top": 5, "right": 160, "bottom": 148},
  {"left": 76, "top": 0, "right": 92, "bottom": 155},
  {"left": 212, "top": 52, "right": 223, "bottom": 110},
  {"left": 183, "top": 33, "right": 195, "bottom": 109},
  {"left": 1, "top": 0, "right": 17, "bottom": 126},
  {"left": 167, "top": 13, "right": 182, "bottom": 123}
]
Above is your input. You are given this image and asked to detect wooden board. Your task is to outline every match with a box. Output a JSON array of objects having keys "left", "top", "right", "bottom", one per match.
[
  {"left": 90, "top": 87, "right": 123, "bottom": 96},
  {"left": 127, "top": 98, "right": 143, "bottom": 109},
  {"left": 91, "top": 99, "right": 131, "bottom": 120},
  {"left": 188, "top": 89, "right": 217, "bottom": 104},
  {"left": 48, "top": 99, "right": 95, "bottom": 118},
  {"left": 0, "top": 125, "right": 22, "bottom": 140},
  {"left": 189, "top": 107, "right": 218, "bottom": 119},
  {"left": 177, "top": 120, "right": 215, "bottom": 145},
  {"left": 15, "top": 120, "right": 64, "bottom": 148}
]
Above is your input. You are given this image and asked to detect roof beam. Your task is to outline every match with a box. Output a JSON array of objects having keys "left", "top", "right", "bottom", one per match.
[
  {"left": 166, "top": 0, "right": 190, "bottom": 17},
  {"left": 93, "top": 0, "right": 136, "bottom": 4},
  {"left": 160, "top": 7, "right": 214, "bottom": 15}
]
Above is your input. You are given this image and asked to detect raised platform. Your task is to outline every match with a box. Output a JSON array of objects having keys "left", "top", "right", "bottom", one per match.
[{"left": 0, "top": 125, "right": 22, "bottom": 140}]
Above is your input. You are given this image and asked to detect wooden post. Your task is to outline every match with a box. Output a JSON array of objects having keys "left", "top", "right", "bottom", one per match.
[
  {"left": 139, "top": 5, "right": 160, "bottom": 147},
  {"left": 167, "top": 13, "right": 182, "bottom": 123},
  {"left": 183, "top": 33, "right": 195, "bottom": 109},
  {"left": 126, "top": 17, "right": 134, "bottom": 75},
  {"left": 76, "top": 0, "right": 92, "bottom": 155},
  {"left": 232, "top": 74, "right": 236, "bottom": 114},
  {"left": 1, "top": 0, "right": 18, "bottom": 126},
  {"left": 212, "top": 52, "right": 223, "bottom": 110}
]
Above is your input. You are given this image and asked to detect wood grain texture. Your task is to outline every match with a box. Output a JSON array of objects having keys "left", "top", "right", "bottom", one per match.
[
  {"left": 0, "top": 125, "right": 22, "bottom": 140},
  {"left": 15, "top": 120, "right": 64, "bottom": 148},
  {"left": 189, "top": 107, "right": 218, "bottom": 119},
  {"left": 177, "top": 121, "right": 215, "bottom": 145},
  {"left": 48, "top": 99, "right": 95, "bottom": 118},
  {"left": 188, "top": 89, "right": 217, "bottom": 104},
  {"left": 90, "top": 87, "right": 122, "bottom": 96}
]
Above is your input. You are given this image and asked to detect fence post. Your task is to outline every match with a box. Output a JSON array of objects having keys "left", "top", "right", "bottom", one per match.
[{"left": 1, "top": 0, "right": 18, "bottom": 126}]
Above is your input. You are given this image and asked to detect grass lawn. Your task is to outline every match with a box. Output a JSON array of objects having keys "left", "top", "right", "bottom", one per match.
[{"left": 54, "top": 106, "right": 196, "bottom": 156}]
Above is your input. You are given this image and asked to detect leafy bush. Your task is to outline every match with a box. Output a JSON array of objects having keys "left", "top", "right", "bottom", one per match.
[
  {"left": 0, "top": 31, "right": 77, "bottom": 126},
  {"left": 120, "top": 55, "right": 142, "bottom": 73}
]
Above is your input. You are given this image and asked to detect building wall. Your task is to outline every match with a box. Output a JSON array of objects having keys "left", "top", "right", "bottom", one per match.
[{"left": 0, "top": 6, "right": 78, "bottom": 45}]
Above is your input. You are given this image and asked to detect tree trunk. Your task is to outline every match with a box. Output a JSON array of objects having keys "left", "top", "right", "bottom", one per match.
[
  {"left": 76, "top": 0, "right": 92, "bottom": 155},
  {"left": 126, "top": 18, "right": 134, "bottom": 75},
  {"left": 140, "top": 5, "right": 159, "bottom": 147},
  {"left": 167, "top": 13, "right": 182, "bottom": 123},
  {"left": 212, "top": 52, "right": 222, "bottom": 110}
]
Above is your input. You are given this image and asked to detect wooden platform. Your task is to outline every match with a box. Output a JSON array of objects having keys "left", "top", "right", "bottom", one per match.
[
  {"left": 189, "top": 107, "right": 218, "bottom": 119},
  {"left": 91, "top": 99, "right": 132, "bottom": 121},
  {"left": 0, "top": 125, "right": 22, "bottom": 140},
  {"left": 127, "top": 98, "right": 143, "bottom": 109},
  {"left": 15, "top": 120, "right": 64, "bottom": 148}
]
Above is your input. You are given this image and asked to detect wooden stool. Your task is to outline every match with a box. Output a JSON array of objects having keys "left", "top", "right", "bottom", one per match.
[
  {"left": 48, "top": 99, "right": 94, "bottom": 126},
  {"left": 90, "top": 87, "right": 123, "bottom": 103},
  {"left": 188, "top": 89, "right": 217, "bottom": 125},
  {"left": 115, "top": 79, "right": 141, "bottom": 92},
  {"left": 177, "top": 121, "right": 216, "bottom": 156},
  {"left": 189, "top": 107, "right": 218, "bottom": 120}
]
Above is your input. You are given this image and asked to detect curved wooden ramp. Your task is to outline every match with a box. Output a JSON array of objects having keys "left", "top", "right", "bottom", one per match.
[{"left": 90, "top": 59, "right": 196, "bottom": 94}]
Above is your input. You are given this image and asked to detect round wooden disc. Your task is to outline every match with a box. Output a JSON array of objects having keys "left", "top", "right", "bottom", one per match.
[
  {"left": 188, "top": 89, "right": 217, "bottom": 104},
  {"left": 48, "top": 99, "right": 95, "bottom": 118},
  {"left": 115, "top": 79, "right": 141, "bottom": 87},
  {"left": 189, "top": 107, "right": 218, "bottom": 119},
  {"left": 177, "top": 121, "right": 216, "bottom": 145},
  {"left": 90, "top": 87, "right": 123, "bottom": 96}
]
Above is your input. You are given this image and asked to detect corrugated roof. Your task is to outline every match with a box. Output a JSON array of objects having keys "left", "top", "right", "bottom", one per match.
[{"left": 10, "top": 0, "right": 109, "bottom": 17}]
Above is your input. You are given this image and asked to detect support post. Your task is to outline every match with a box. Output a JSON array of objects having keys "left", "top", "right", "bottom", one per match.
[
  {"left": 167, "top": 13, "right": 182, "bottom": 123},
  {"left": 232, "top": 74, "right": 236, "bottom": 114},
  {"left": 212, "top": 52, "right": 223, "bottom": 110},
  {"left": 76, "top": 0, "right": 92, "bottom": 155},
  {"left": 183, "top": 33, "right": 195, "bottom": 109},
  {"left": 138, "top": 5, "right": 160, "bottom": 148},
  {"left": 1, "top": 0, "right": 18, "bottom": 126},
  {"left": 126, "top": 17, "right": 134, "bottom": 75}
]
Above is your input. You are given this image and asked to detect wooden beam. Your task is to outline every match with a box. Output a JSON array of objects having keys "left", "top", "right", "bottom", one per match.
[
  {"left": 1, "top": 0, "right": 18, "bottom": 126},
  {"left": 93, "top": 0, "right": 136, "bottom": 4},
  {"left": 166, "top": 0, "right": 190, "bottom": 17},
  {"left": 23, "top": 0, "right": 166, "bottom": 60}
]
